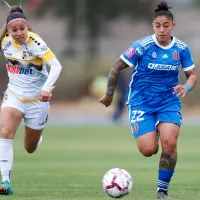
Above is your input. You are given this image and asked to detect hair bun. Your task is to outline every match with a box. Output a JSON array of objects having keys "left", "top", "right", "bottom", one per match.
[
  {"left": 10, "top": 6, "right": 23, "bottom": 14},
  {"left": 154, "top": 1, "right": 171, "bottom": 12}
]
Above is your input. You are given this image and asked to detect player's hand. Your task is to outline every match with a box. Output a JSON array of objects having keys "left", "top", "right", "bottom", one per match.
[
  {"left": 173, "top": 84, "right": 188, "bottom": 98},
  {"left": 39, "top": 90, "right": 51, "bottom": 102},
  {"left": 99, "top": 95, "right": 113, "bottom": 107}
]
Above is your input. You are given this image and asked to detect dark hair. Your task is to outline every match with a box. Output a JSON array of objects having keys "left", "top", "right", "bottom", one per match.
[
  {"left": 153, "top": 1, "right": 173, "bottom": 21},
  {"left": 0, "top": 2, "right": 33, "bottom": 52},
  {"left": 7, "top": 6, "right": 27, "bottom": 25}
]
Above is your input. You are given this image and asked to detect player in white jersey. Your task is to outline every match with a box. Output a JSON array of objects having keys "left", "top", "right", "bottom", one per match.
[
  {"left": 100, "top": 1, "right": 197, "bottom": 199},
  {"left": 0, "top": 3, "right": 62, "bottom": 195}
]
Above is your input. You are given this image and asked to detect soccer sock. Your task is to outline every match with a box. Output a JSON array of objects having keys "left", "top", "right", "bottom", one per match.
[
  {"left": 37, "top": 135, "right": 43, "bottom": 148},
  {"left": 157, "top": 169, "right": 174, "bottom": 191},
  {"left": 0, "top": 139, "right": 14, "bottom": 183},
  {"left": 0, "top": 138, "right": 1, "bottom": 170}
]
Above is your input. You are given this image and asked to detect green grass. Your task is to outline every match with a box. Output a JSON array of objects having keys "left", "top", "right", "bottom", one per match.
[{"left": 1, "top": 125, "right": 200, "bottom": 200}]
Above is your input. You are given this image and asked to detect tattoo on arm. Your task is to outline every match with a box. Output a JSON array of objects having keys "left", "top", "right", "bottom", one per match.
[
  {"left": 159, "top": 152, "right": 177, "bottom": 170},
  {"left": 106, "top": 58, "right": 129, "bottom": 97},
  {"left": 185, "top": 69, "right": 197, "bottom": 89}
]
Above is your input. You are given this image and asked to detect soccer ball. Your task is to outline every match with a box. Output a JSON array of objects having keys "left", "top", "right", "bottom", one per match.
[{"left": 102, "top": 168, "right": 133, "bottom": 198}]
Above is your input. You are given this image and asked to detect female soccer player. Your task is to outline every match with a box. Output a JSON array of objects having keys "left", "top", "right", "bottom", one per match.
[
  {"left": 0, "top": 3, "right": 62, "bottom": 195},
  {"left": 100, "top": 1, "right": 197, "bottom": 199}
]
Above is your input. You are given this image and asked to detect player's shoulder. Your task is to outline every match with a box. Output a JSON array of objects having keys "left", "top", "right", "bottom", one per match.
[
  {"left": 137, "top": 35, "right": 154, "bottom": 47},
  {"left": 27, "top": 31, "right": 46, "bottom": 47},
  {"left": 28, "top": 31, "right": 43, "bottom": 41},
  {"left": 1, "top": 33, "right": 12, "bottom": 46},
  {"left": 174, "top": 37, "right": 188, "bottom": 49},
  {"left": 27, "top": 31, "right": 48, "bottom": 53}
]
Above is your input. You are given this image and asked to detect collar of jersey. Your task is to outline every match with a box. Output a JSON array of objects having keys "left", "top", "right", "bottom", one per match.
[
  {"left": 12, "top": 31, "right": 30, "bottom": 50},
  {"left": 152, "top": 34, "right": 175, "bottom": 49}
]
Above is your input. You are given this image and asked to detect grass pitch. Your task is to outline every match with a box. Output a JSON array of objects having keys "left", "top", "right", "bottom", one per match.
[{"left": 1, "top": 125, "right": 200, "bottom": 200}]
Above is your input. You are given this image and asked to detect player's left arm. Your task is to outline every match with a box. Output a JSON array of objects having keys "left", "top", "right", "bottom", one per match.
[
  {"left": 33, "top": 36, "right": 62, "bottom": 101},
  {"left": 173, "top": 46, "right": 197, "bottom": 98},
  {"left": 184, "top": 68, "right": 197, "bottom": 90}
]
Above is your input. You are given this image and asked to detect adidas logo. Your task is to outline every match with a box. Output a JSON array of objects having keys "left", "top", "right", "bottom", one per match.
[{"left": 162, "top": 54, "right": 168, "bottom": 58}]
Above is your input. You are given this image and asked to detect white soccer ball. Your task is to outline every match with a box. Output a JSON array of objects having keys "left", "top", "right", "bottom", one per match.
[{"left": 102, "top": 168, "right": 133, "bottom": 198}]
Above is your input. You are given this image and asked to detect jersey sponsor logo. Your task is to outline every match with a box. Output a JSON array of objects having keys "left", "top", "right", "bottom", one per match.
[
  {"left": 2, "top": 41, "right": 11, "bottom": 52},
  {"left": 172, "top": 51, "right": 179, "bottom": 61},
  {"left": 135, "top": 47, "right": 143, "bottom": 56},
  {"left": 7, "top": 64, "right": 33, "bottom": 75},
  {"left": 148, "top": 63, "right": 178, "bottom": 71},
  {"left": 125, "top": 47, "right": 135, "bottom": 58},
  {"left": 5, "top": 52, "right": 12, "bottom": 56}
]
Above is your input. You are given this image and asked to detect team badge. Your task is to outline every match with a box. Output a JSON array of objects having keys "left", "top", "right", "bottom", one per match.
[
  {"left": 132, "top": 124, "right": 138, "bottom": 133},
  {"left": 41, "top": 45, "right": 48, "bottom": 52},
  {"left": 152, "top": 52, "right": 157, "bottom": 58},
  {"left": 172, "top": 51, "right": 179, "bottom": 60}
]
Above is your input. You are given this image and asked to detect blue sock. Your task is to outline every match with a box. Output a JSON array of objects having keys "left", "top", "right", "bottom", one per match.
[{"left": 158, "top": 169, "right": 174, "bottom": 191}]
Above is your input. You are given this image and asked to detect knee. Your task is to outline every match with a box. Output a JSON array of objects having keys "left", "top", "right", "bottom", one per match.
[
  {"left": 0, "top": 127, "right": 15, "bottom": 139},
  {"left": 24, "top": 145, "right": 37, "bottom": 154},
  {"left": 139, "top": 146, "right": 159, "bottom": 157},
  {"left": 162, "top": 139, "right": 177, "bottom": 153}
]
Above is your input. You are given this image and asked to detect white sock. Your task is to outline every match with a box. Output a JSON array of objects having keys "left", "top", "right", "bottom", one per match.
[
  {"left": 0, "top": 138, "right": 1, "bottom": 170},
  {"left": 37, "top": 135, "right": 43, "bottom": 148},
  {"left": 0, "top": 139, "right": 13, "bottom": 183}
]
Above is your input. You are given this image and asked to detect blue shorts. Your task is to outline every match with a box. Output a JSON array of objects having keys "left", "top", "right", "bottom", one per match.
[{"left": 128, "top": 102, "right": 182, "bottom": 138}]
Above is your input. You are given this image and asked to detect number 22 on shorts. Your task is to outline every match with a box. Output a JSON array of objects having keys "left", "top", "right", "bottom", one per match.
[{"left": 130, "top": 110, "right": 145, "bottom": 124}]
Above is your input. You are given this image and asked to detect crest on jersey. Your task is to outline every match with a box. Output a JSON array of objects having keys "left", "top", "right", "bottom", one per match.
[
  {"left": 126, "top": 47, "right": 135, "bottom": 58},
  {"left": 41, "top": 45, "right": 48, "bottom": 52},
  {"left": 132, "top": 124, "right": 138, "bottom": 133},
  {"left": 152, "top": 52, "right": 157, "bottom": 58},
  {"left": 172, "top": 51, "right": 179, "bottom": 60}
]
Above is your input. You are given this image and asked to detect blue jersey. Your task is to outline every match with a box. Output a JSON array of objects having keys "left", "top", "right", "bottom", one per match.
[{"left": 120, "top": 34, "right": 195, "bottom": 107}]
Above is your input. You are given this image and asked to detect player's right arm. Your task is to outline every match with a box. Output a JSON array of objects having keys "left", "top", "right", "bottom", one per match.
[
  {"left": 99, "top": 58, "right": 129, "bottom": 107},
  {"left": 99, "top": 41, "right": 144, "bottom": 107}
]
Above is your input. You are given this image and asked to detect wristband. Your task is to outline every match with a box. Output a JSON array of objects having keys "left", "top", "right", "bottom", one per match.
[{"left": 184, "top": 84, "right": 192, "bottom": 92}]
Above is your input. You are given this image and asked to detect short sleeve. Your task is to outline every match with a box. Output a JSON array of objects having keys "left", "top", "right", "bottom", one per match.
[
  {"left": 120, "top": 41, "right": 144, "bottom": 67},
  {"left": 181, "top": 46, "right": 195, "bottom": 71},
  {"left": 32, "top": 36, "right": 55, "bottom": 63}
]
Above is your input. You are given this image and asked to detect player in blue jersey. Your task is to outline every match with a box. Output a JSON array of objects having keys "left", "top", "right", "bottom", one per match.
[{"left": 100, "top": 1, "right": 197, "bottom": 199}]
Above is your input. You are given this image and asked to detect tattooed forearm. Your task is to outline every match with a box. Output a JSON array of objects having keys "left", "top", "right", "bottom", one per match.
[
  {"left": 106, "top": 58, "right": 129, "bottom": 97},
  {"left": 185, "top": 69, "right": 197, "bottom": 89},
  {"left": 159, "top": 152, "right": 177, "bottom": 170}
]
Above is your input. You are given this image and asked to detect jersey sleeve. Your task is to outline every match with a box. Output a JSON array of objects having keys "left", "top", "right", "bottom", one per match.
[
  {"left": 32, "top": 36, "right": 55, "bottom": 63},
  {"left": 181, "top": 46, "right": 195, "bottom": 71},
  {"left": 120, "top": 41, "right": 144, "bottom": 67}
]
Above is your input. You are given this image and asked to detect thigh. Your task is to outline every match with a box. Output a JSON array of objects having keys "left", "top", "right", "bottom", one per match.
[
  {"left": 0, "top": 92, "right": 24, "bottom": 139},
  {"left": 157, "top": 122, "right": 180, "bottom": 142},
  {"left": 24, "top": 101, "right": 50, "bottom": 130},
  {"left": 136, "top": 130, "right": 158, "bottom": 153},
  {"left": 128, "top": 105, "right": 157, "bottom": 138},
  {"left": 24, "top": 126, "right": 43, "bottom": 148},
  {"left": 157, "top": 122, "right": 180, "bottom": 151},
  {"left": 156, "top": 103, "right": 181, "bottom": 149}
]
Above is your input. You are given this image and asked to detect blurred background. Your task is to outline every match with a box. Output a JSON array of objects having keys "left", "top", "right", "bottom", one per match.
[
  {"left": 1, "top": 1, "right": 200, "bottom": 199},
  {"left": 0, "top": 0, "right": 200, "bottom": 125}
]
